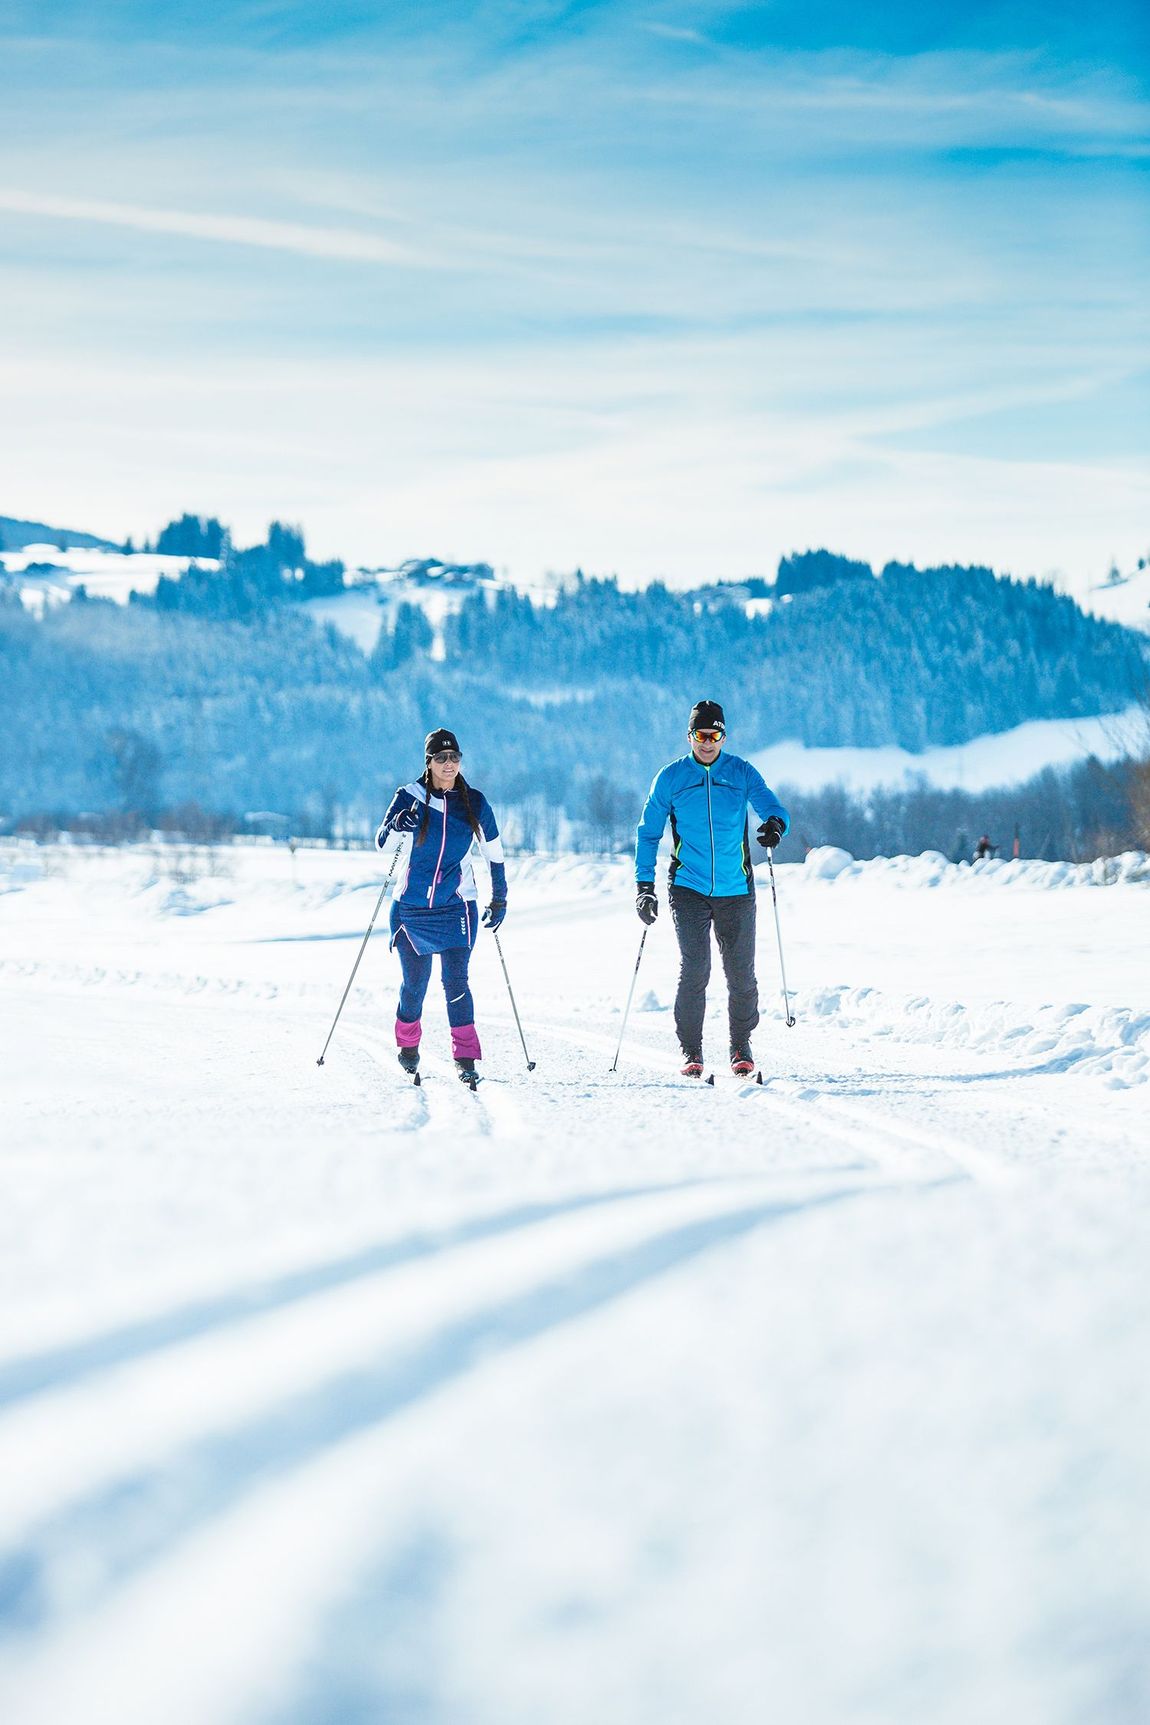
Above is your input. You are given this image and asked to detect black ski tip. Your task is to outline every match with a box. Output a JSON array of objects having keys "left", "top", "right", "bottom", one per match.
[
  {"left": 412, "top": 1072, "right": 421, "bottom": 1087},
  {"left": 755, "top": 1069, "right": 764, "bottom": 1084},
  {"left": 705, "top": 1072, "right": 715, "bottom": 1086}
]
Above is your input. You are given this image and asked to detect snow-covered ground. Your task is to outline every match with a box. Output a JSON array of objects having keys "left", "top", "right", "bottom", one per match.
[
  {"left": 1, "top": 840, "right": 1148, "bottom": 1725},
  {"left": 1075, "top": 564, "right": 1150, "bottom": 634},
  {"left": 751, "top": 705, "right": 1148, "bottom": 795}
]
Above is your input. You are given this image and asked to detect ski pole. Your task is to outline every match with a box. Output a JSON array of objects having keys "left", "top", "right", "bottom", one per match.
[
  {"left": 766, "top": 849, "right": 796, "bottom": 1027},
  {"left": 315, "top": 843, "right": 402, "bottom": 1066},
  {"left": 610, "top": 926, "right": 648, "bottom": 1072},
  {"left": 492, "top": 929, "right": 536, "bottom": 1070}
]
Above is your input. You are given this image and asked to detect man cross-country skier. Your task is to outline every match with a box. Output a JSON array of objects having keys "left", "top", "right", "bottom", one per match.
[{"left": 635, "top": 700, "right": 790, "bottom": 1078}]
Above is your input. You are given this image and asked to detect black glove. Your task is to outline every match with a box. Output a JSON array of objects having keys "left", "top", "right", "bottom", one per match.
[
  {"left": 482, "top": 899, "right": 507, "bottom": 931},
  {"left": 756, "top": 816, "right": 785, "bottom": 851},
  {"left": 636, "top": 882, "right": 658, "bottom": 925},
  {"left": 388, "top": 803, "right": 421, "bottom": 834}
]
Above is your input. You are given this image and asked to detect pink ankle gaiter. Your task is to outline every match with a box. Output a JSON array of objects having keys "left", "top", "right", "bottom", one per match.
[{"left": 451, "top": 1023, "right": 482, "bottom": 1061}]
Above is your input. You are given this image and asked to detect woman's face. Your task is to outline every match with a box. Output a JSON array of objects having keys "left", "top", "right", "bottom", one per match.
[{"left": 428, "top": 749, "right": 461, "bottom": 791}]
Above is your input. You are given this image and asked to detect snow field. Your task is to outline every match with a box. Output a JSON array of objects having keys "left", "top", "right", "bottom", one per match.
[{"left": 0, "top": 840, "right": 1149, "bottom": 1723}]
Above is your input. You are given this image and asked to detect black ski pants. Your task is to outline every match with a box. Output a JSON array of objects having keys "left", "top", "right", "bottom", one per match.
[{"left": 668, "top": 884, "right": 759, "bottom": 1057}]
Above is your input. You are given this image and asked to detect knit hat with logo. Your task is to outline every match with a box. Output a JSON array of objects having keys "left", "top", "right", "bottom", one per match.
[
  {"left": 688, "top": 700, "right": 725, "bottom": 732},
  {"left": 424, "top": 727, "right": 461, "bottom": 758}
]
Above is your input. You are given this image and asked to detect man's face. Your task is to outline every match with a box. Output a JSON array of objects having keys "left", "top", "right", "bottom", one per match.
[{"left": 690, "top": 726, "right": 724, "bottom": 765}]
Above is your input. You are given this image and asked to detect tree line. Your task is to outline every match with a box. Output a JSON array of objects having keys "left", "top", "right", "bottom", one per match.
[{"left": 3, "top": 541, "right": 1148, "bottom": 860}]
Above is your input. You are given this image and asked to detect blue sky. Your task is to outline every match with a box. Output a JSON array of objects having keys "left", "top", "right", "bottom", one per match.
[{"left": 2, "top": 1, "right": 1147, "bottom": 585}]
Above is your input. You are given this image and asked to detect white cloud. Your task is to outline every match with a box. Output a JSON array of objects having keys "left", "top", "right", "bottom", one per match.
[
  {"left": 1, "top": 21, "right": 1144, "bottom": 591},
  {"left": 0, "top": 188, "right": 433, "bottom": 267},
  {"left": 3, "top": 342, "right": 1145, "bottom": 590}
]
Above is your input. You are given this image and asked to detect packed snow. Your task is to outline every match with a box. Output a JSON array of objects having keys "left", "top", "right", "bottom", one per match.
[{"left": 1, "top": 838, "right": 1148, "bottom": 1725}]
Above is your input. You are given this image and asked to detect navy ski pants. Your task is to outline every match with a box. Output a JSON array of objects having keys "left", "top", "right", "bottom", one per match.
[
  {"left": 668, "top": 884, "right": 759, "bottom": 1056},
  {"left": 396, "top": 939, "right": 475, "bottom": 1029}
]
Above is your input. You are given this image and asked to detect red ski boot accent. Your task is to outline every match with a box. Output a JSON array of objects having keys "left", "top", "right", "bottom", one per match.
[
  {"left": 680, "top": 1056, "right": 705, "bottom": 1078},
  {"left": 730, "top": 1050, "right": 756, "bottom": 1077}
]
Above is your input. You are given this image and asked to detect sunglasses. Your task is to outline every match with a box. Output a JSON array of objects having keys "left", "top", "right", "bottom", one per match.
[
  {"left": 429, "top": 749, "right": 461, "bottom": 764},
  {"left": 691, "top": 729, "right": 725, "bottom": 744}
]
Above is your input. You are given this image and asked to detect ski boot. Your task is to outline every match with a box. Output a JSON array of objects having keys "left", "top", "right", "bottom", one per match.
[
  {"left": 398, "top": 1046, "right": 421, "bottom": 1083},
  {"left": 730, "top": 1047, "right": 756, "bottom": 1078},
  {"left": 454, "top": 1057, "right": 479, "bottom": 1090},
  {"left": 680, "top": 1053, "right": 705, "bottom": 1079}
]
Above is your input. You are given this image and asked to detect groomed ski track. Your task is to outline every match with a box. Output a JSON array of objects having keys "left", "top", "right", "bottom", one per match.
[
  {"left": 0, "top": 1005, "right": 966, "bottom": 1722},
  {"left": 1, "top": 847, "right": 1148, "bottom": 1724}
]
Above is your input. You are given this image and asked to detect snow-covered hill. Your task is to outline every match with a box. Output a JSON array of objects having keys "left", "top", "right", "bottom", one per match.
[
  {"left": 303, "top": 561, "right": 569, "bottom": 655},
  {"left": 0, "top": 840, "right": 1148, "bottom": 1724},
  {"left": 0, "top": 514, "right": 118, "bottom": 553},
  {"left": 1076, "top": 564, "right": 1150, "bottom": 634},
  {"left": 751, "top": 704, "right": 1148, "bottom": 795},
  {"left": 0, "top": 542, "right": 213, "bottom": 611}
]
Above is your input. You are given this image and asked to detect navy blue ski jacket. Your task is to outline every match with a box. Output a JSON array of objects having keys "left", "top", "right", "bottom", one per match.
[
  {"left": 635, "top": 751, "right": 789, "bottom": 897},
  {"left": 376, "top": 783, "right": 507, "bottom": 911}
]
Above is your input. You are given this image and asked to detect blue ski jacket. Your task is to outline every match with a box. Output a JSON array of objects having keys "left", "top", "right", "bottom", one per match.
[
  {"left": 635, "top": 751, "right": 789, "bottom": 897},
  {"left": 376, "top": 782, "right": 507, "bottom": 953}
]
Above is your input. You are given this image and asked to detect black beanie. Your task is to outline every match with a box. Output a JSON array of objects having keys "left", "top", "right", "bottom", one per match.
[
  {"left": 424, "top": 727, "right": 461, "bottom": 759},
  {"left": 688, "top": 700, "right": 725, "bottom": 731}
]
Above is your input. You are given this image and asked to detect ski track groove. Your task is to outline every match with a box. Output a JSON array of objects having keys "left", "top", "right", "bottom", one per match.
[
  {"left": 0, "top": 1173, "right": 921, "bottom": 1658},
  {"left": 0, "top": 936, "right": 1004, "bottom": 1703},
  {"left": 0, "top": 1187, "right": 717, "bottom": 1413},
  {"left": 484, "top": 1008, "right": 1004, "bottom": 1188}
]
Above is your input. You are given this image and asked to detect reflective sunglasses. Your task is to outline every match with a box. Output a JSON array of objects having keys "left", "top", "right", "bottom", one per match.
[
  {"left": 691, "top": 728, "right": 725, "bottom": 744},
  {"left": 429, "top": 749, "right": 462, "bottom": 764}
]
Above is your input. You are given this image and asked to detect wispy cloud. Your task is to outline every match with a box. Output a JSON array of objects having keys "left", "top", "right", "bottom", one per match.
[
  {"left": 1, "top": 4, "right": 1146, "bottom": 586},
  {"left": 641, "top": 22, "right": 713, "bottom": 48},
  {"left": 0, "top": 188, "right": 434, "bottom": 267}
]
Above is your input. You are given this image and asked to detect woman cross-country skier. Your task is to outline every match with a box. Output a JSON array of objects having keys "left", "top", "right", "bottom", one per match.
[{"left": 375, "top": 727, "right": 507, "bottom": 1083}]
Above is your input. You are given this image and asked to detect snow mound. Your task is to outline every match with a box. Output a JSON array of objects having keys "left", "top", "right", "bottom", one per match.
[
  {"left": 807, "top": 851, "right": 1150, "bottom": 890},
  {"left": 804, "top": 846, "right": 854, "bottom": 880},
  {"left": 508, "top": 855, "right": 631, "bottom": 898},
  {"left": 805, "top": 986, "right": 1150, "bottom": 1088}
]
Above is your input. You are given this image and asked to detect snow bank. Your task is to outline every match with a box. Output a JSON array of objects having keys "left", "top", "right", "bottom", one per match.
[
  {"left": 803, "top": 846, "right": 854, "bottom": 880},
  {"left": 804, "top": 848, "right": 1150, "bottom": 889},
  {"left": 804, "top": 985, "right": 1150, "bottom": 1089}
]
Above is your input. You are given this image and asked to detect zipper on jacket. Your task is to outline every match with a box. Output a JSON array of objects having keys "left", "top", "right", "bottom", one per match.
[
  {"left": 428, "top": 796, "right": 448, "bottom": 906},
  {"left": 705, "top": 767, "right": 715, "bottom": 894}
]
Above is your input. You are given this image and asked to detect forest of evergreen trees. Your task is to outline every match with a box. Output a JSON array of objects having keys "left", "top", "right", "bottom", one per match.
[
  {"left": 140, "top": 517, "right": 346, "bottom": 616},
  {"left": 441, "top": 558, "right": 1141, "bottom": 751},
  {"left": 3, "top": 544, "right": 1148, "bottom": 859}
]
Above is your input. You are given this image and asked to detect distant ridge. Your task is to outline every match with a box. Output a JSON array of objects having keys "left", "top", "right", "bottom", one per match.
[{"left": 0, "top": 514, "right": 119, "bottom": 552}]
